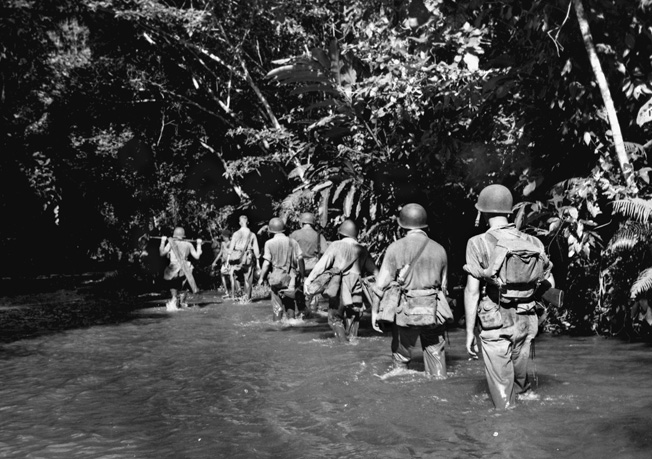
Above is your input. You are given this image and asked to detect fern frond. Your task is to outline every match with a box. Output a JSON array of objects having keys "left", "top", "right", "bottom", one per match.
[
  {"left": 607, "top": 222, "right": 651, "bottom": 252},
  {"left": 631, "top": 267, "right": 652, "bottom": 298},
  {"left": 611, "top": 198, "right": 652, "bottom": 223},
  {"left": 608, "top": 234, "right": 641, "bottom": 253}
]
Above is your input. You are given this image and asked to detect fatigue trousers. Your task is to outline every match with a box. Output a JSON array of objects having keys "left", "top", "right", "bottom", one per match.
[
  {"left": 232, "top": 261, "right": 255, "bottom": 299},
  {"left": 391, "top": 324, "right": 447, "bottom": 379},
  {"left": 327, "top": 298, "right": 363, "bottom": 342},
  {"left": 270, "top": 286, "right": 296, "bottom": 321},
  {"left": 479, "top": 308, "right": 538, "bottom": 409}
]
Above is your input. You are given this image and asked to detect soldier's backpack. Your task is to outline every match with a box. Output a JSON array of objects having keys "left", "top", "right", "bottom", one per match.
[{"left": 481, "top": 231, "right": 549, "bottom": 302}]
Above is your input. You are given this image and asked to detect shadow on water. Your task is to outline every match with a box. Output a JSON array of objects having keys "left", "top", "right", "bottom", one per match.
[{"left": 0, "top": 277, "right": 178, "bottom": 345}]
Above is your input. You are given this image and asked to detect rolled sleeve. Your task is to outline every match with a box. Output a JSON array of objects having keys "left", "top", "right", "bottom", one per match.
[
  {"left": 263, "top": 241, "right": 272, "bottom": 263},
  {"left": 463, "top": 238, "right": 486, "bottom": 279}
]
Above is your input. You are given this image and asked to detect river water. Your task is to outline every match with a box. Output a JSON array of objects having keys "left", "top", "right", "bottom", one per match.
[{"left": 1, "top": 294, "right": 651, "bottom": 459}]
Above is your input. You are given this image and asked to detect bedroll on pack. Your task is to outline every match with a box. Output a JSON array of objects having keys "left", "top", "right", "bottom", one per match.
[{"left": 482, "top": 233, "right": 549, "bottom": 302}]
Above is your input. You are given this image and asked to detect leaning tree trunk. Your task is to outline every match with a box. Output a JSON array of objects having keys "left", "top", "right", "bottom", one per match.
[{"left": 572, "top": 0, "right": 636, "bottom": 190}]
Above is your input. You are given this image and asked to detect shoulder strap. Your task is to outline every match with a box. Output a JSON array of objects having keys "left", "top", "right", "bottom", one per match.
[
  {"left": 285, "top": 237, "right": 294, "bottom": 270},
  {"left": 403, "top": 236, "right": 430, "bottom": 279},
  {"left": 342, "top": 254, "right": 357, "bottom": 273},
  {"left": 246, "top": 233, "right": 254, "bottom": 250}
]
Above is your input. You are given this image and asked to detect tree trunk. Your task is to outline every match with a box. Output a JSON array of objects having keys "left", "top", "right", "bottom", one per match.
[{"left": 572, "top": 0, "right": 636, "bottom": 190}]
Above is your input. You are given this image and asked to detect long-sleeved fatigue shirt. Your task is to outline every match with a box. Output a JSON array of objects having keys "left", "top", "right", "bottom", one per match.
[{"left": 375, "top": 230, "right": 447, "bottom": 292}]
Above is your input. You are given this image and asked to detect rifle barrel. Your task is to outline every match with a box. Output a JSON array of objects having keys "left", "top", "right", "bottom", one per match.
[{"left": 151, "top": 236, "right": 211, "bottom": 245}]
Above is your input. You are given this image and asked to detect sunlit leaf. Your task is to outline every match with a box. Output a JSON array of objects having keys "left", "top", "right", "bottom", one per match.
[
  {"left": 631, "top": 268, "right": 652, "bottom": 298},
  {"left": 612, "top": 198, "right": 652, "bottom": 223},
  {"left": 332, "top": 179, "right": 351, "bottom": 202},
  {"left": 343, "top": 185, "right": 356, "bottom": 217}
]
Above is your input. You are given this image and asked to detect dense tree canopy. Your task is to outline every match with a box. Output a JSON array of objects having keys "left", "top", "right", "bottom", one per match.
[{"left": 1, "top": 0, "right": 651, "bottom": 336}]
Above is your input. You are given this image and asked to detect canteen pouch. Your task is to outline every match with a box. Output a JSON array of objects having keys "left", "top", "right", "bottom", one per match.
[
  {"left": 377, "top": 282, "right": 404, "bottom": 323},
  {"left": 322, "top": 269, "right": 343, "bottom": 299},
  {"left": 435, "top": 290, "right": 455, "bottom": 325},
  {"left": 306, "top": 268, "right": 340, "bottom": 297},
  {"left": 396, "top": 289, "right": 438, "bottom": 327},
  {"left": 477, "top": 297, "right": 514, "bottom": 330},
  {"left": 268, "top": 269, "right": 291, "bottom": 289}
]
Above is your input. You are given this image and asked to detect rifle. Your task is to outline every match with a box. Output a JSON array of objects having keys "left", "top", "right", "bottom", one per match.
[
  {"left": 535, "top": 280, "right": 564, "bottom": 308},
  {"left": 151, "top": 236, "right": 211, "bottom": 245}
]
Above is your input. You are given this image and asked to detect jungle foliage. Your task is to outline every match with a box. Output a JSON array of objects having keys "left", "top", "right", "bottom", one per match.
[{"left": 1, "top": 0, "right": 652, "bottom": 337}]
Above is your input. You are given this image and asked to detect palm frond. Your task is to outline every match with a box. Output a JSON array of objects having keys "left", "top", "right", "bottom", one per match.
[
  {"left": 611, "top": 198, "right": 652, "bottom": 223},
  {"left": 607, "top": 222, "right": 651, "bottom": 252},
  {"left": 631, "top": 267, "right": 652, "bottom": 298}
]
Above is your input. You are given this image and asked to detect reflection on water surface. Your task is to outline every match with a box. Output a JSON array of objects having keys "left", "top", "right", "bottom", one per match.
[{"left": 1, "top": 297, "right": 652, "bottom": 458}]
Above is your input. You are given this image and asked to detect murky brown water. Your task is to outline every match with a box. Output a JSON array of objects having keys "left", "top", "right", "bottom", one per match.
[{"left": 1, "top": 295, "right": 652, "bottom": 458}]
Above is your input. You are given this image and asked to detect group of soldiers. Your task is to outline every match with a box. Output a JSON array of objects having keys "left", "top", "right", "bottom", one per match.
[{"left": 158, "top": 184, "right": 555, "bottom": 410}]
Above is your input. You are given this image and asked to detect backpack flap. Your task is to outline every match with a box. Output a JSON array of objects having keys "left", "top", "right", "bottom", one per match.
[{"left": 483, "top": 234, "right": 548, "bottom": 301}]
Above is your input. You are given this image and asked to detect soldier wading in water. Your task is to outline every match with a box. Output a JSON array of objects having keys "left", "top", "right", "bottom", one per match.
[
  {"left": 464, "top": 184, "right": 554, "bottom": 409},
  {"left": 306, "top": 220, "right": 378, "bottom": 342},
  {"left": 373, "top": 204, "right": 449, "bottom": 378},
  {"left": 290, "top": 212, "right": 328, "bottom": 317},
  {"left": 159, "top": 227, "right": 202, "bottom": 309},
  {"left": 258, "top": 217, "right": 304, "bottom": 321}
]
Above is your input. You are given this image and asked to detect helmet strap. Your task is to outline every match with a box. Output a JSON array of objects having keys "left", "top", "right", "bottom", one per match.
[{"left": 474, "top": 211, "right": 481, "bottom": 227}]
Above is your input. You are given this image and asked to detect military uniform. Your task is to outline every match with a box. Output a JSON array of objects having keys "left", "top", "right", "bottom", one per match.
[
  {"left": 290, "top": 224, "right": 328, "bottom": 312},
  {"left": 159, "top": 228, "right": 202, "bottom": 308},
  {"left": 263, "top": 233, "right": 302, "bottom": 320},
  {"left": 376, "top": 229, "right": 449, "bottom": 378},
  {"left": 229, "top": 226, "right": 260, "bottom": 299},
  {"left": 307, "top": 236, "right": 377, "bottom": 341},
  {"left": 464, "top": 223, "right": 552, "bottom": 408}
]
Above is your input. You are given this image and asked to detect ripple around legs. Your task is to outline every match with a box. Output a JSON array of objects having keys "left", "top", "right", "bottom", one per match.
[{"left": 1, "top": 295, "right": 652, "bottom": 458}]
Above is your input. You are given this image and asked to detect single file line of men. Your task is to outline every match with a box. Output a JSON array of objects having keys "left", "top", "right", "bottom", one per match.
[{"left": 158, "top": 184, "right": 555, "bottom": 410}]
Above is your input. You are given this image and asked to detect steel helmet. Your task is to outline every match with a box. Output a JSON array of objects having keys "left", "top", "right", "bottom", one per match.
[
  {"left": 398, "top": 203, "right": 428, "bottom": 229},
  {"left": 338, "top": 219, "right": 358, "bottom": 238},
  {"left": 173, "top": 227, "right": 186, "bottom": 239},
  {"left": 475, "top": 184, "right": 513, "bottom": 214},
  {"left": 299, "top": 212, "right": 316, "bottom": 225},
  {"left": 268, "top": 217, "right": 285, "bottom": 233}
]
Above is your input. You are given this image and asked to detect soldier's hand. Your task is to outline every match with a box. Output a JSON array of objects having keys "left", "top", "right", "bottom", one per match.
[
  {"left": 161, "top": 236, "right": 167, "bottom": 243},
  {"left": 371, "top": 311, "right": 382, "bottom": 333},
  {"left": 466, "top": 335, "right": 479, "bottom": 360},
  {"left": 197, "top": 239, "right": 202, "bottom": 245}
]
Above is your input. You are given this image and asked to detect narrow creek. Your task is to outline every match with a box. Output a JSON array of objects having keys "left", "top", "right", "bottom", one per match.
[{"left": 1, "top": 295, "right": 651, "bottom": 458}]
